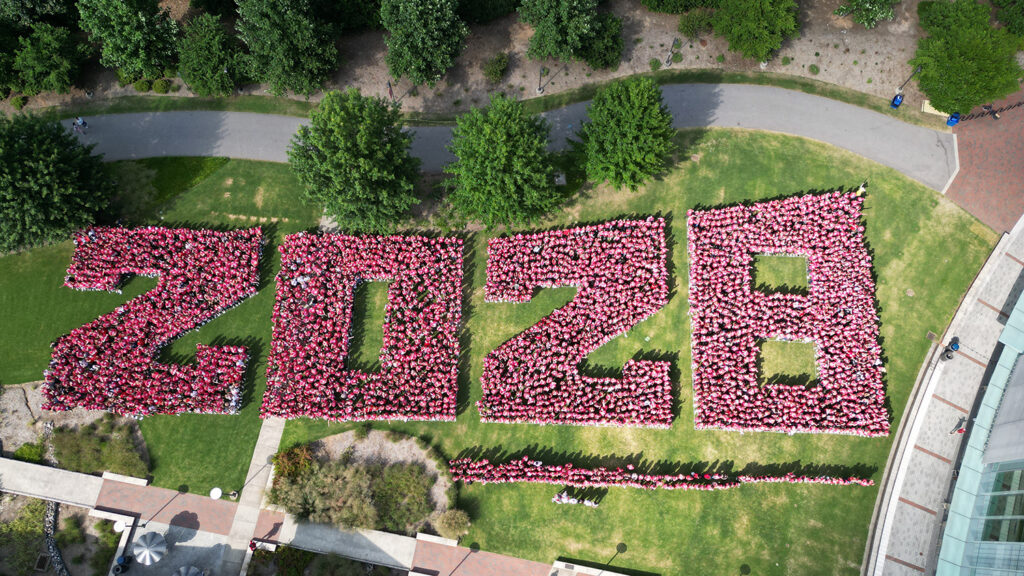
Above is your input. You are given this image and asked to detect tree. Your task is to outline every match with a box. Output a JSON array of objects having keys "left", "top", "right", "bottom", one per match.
[
  {"left": 77, "top": 0, "right": 177, "bottom": 81},
  {"left": 433, "top": 509, "right": 471, "bottom": 540},
  {"left": 834, "top": 0, "right": 899, "bottom": 29},
  {"left": 178, "top": 13, "right": 236, "bottom": 97},
  {"left": 0, "top": 0, "right": 76, "bottom": 27},
  {"left": 14, "top": 23, "right": 83, "bottom": 95},
  {"left": 519, "top": 0, "right": 598, "bottom": 61},
  {"left": 236, "top": 0, "right": 338, "bottom": 96},
  {"left": 271, "top": 461, "right": 379, "bottom": 528},
  {"left": 380, "top": 0, "right": 468, "bottom": 86},
  {"left": 993, "top": 0, "right": 1024, "bottom": 36},
  {"left": 288, "top": 88, "right": 420, "bottom": 233},
  {"left": 445, "top": 94, "right": 558, "bottom": 227},
  {"left": 581, "top": 77, "right": 675, "bottom": 191},
  {"left": 0, "top": 20, "right": 22, "bottom": 95},
  {"left": 713, "top": 0, "right": 799, "bottom": 61},
  {"left": 912, "top": 0, "right": 1023, "bottom": 114},
  {"left": 579, "top": 12, "right": 623, "bottom": 69},
  {"left": 0, "top": 115, "right": 112, "bottom": 252}
]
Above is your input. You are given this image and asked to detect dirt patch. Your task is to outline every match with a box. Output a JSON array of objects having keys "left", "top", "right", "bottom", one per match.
[
  {"left": 311, "top": 430, "right": 452, "bottom": 517},
  {"left": 254, "top": 186, "right": 265, "bottom": 209},
  {"left": 0, "top": 383, "right": 109, "bottom": 456}
]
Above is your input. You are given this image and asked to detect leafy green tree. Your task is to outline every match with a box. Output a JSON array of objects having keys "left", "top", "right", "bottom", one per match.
[
  {"left": 519, "top": 0, "right": 598, "bottom": 61},
  {"left": 0, "top": 0, "right": 76, "bottom": 27},
  {"left": 188, "top": 0, "right": 235, "bottom": 17},
  {"left": 236, "top": 0, "right": 338, "bottom": 96},
  {"left": 834, "top": 0, "right": 898, "bottom": 29},
  {"left": 581, "top": 77, "right": 675, "bottom": 191},
  {"left": 0, "top": 20, "right": 22, "bottom": 95},
  {"left": 178, "top": 13, "right": 236, "bottom": 97},
  {"left": 288, "top": 88, "right": 420, "bottom": 233},
  {"left": 0, "top": 115, "right": 113, "bottom": 252},
  {"left": 380, "top": 0, "right": 468, "bottom": 86},
  {"left": 77, "top": 0, "right": 176, "bottom": 81},
  {"left": 271, "top": 460, "right": 379, "bottom": 528},
  {"left": 579, "top": 12, "right": 623, "bottom": 69},
  {"left": 14, "top": 22, "right": 83, "bottom": 95},
  {"left": 713, "top": 0, "right": 799, "bottom": 61},
  {"left": 445, "top": 94, "right": 558, "bottom": 227},
  {"left": 912, "top": 0, "right": 1023, "bottom": 113}
]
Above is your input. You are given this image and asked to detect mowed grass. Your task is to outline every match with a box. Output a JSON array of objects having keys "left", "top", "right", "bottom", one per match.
[
  {"left": 0, "top": 130, "right": 997, "bottom": 575},
  {"left": 754, "top": 253, "right": 809, "bottom": 292},
  {"left": 0, "top": 158, "right": 321, "bottom": 495},
  {"left": 282, "top": 129, "right": 997, "bottom": 575},
  {"left": 760, "top": 340, "right": 818, "bottom": 386}
]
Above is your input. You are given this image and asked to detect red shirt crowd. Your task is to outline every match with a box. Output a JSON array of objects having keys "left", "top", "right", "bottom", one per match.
[
  {"left": 260, "top": 233, "right": 463, "bottom": 422},
  {"left": 478, "top": 219, "right": 673, "bottom": 428},
  {"left": 687, "top": 190, "right": 889, "bottom": 437},
  {"left": 449, "top": 455, "right": 873, "bottom": 491},
  {"left": 42, "top": 227, "right": 263, "bottom": 416}
]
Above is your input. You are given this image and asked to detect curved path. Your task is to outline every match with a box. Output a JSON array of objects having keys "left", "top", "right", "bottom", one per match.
[{"left": 66, "top": 84, "right": 958, "bottom": 192}]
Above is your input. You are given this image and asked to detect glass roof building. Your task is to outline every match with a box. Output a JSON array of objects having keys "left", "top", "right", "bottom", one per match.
[{"left": 936, "top": 293, "right": 1024, "bottom": 575}]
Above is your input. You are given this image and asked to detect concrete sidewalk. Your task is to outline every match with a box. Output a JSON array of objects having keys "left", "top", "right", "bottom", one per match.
[
  {"left": 67, "top": 84, "right": 957, "bottom": 192},
  {"left": 0, "top": 456, "right": 104, "bottom": 508}
]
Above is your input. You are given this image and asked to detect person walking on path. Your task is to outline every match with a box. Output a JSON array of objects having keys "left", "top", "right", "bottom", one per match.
[{"left": 73, "top": 116, "right": 88, "bottom": 134}]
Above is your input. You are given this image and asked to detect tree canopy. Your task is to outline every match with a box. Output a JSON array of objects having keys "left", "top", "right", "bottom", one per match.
[
  {"left": 581, "top": 77, "right": 675, "bottom": 191},
  {"left": 236, "top": 0, "right": 338, "bottom": 96},
  {"left": 14, "top": 22, "right": 83, "bottom": 95},
  {"left": 912, "top": 0, "right": 1023, "bottom": 114},
  {"left": 178, "top": 13, "right": 237, "bottom": 97},
  {"left": 445, "top": 94, "right": 559, "bottom": 228},
  {"left": 288, "top": 88, "right": 420, "bottom": 233},
  {"left": 381, "top": 0, "right": 467, "bottom": 86},
  {"left": 519, "top": 0, "right": 598, "bottom": 61},
  {"left": 713, "top": 0, "right": 799, "bottom": 61},
  {"left": 77, "top": 0, "right": 177, "bottom": 80},
  {"left": 0, "top": 114, "right": 113, "bottom": 252}
]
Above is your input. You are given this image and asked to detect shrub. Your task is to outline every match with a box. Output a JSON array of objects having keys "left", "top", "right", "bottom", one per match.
[
  {"left": 9, "top": 94, "right": 26, "bottom": 110},
  {"left": 163, "top": 67, "right": 177, "bottom": 78},
  {"left": 116, "top": 69, "right": 137, "bottom": 87},
  {"left": 14, "top": 23, "right": 85, "bottom": 96},
  {"left": 808, "top": 63, "right": 819, "bottom": 74},
  {"left": 458, "top": 0, "right": 520, "bottom": 22},
  {"left": 0, "top": 499, "right": 46, "bottom": 576},
  {"left": 133, "top": 78, "right": 152, "bottom": 92},
  {"left": 381, "top": 0, "right": 468, "bottom": 86},
  {"left": 483, "top": 52, "right": 510, "bottom": 83},
  {"left": 52, "top": 420, "right": 148, "bottom": 478},
  {"left": 580, "top": 13, "right": 623, "bottom": 69},
  {"left": 642, "top": 0, "right": 720, "bottom": 13},
  {"left": 12, "top": 442, "right": 45, "bottom": 463},
  {"left": 152, "top": 78, "right": 171, "bottom": 93},
  {"left": 672, "top": 51, "right": 683, "bottom": 62},
  {"left": 271, "top": 460, "right": 379, "bottom": 529},
  {"left": 519, "top": 0, "right": 598, "bottom": 61},
  {"left": 649, "top": 57, "right": 662, "bottom": 71},
  {"left": 781, "top": 55, "right": 791, "bottom": 64},
  {"left": 433, "top": 508, "right": 471, "bottom": 540},
  {"left": 678, "top": 8, "right": 714, "bottom": 39},
  {"left": 56, "top": 515, "right": 86, "bottom": 549},
  {"left": 272, "top": 444, "right": 314, "bottom": 480},
  {"left": 372, "top": 463, "right": 434, "bottom": 533},
  {"left": 353, "top": 422, "right": 372, "bottom": 440},
  {"left": 716, "top": 53, "right": 725, "bottom": 62},
  {"left": 834, "top": 0, "right": 898, "bottom": 29},
  {"left": 89, "top": 521, "right": 121, "bottom": 575}
]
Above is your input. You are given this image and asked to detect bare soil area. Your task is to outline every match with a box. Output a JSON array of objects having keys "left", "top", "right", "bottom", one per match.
[
  {"left": 0, "top": 382, "right": 124, "bottom": 457},
  {"left": 5, "top": 0, "right": 927, "bottom": 116}
]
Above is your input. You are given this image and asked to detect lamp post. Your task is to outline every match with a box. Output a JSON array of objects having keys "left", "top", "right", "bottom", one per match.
[
  {"left": 665, "top": 37, "right": 679, "bottom": 66},
  {"left": 537, "top": 66, "right": 546, "bottom": 94},
  {"left": 897, "top": 64, "right": 922, "bottom": 94}
]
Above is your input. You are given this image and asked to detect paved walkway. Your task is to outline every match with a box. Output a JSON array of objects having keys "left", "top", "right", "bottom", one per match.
[
  {"left": 95, "top": 479, "right": 238, "bottom": 535},
  {"left": 0, "top": 456, "right": 104, "bottom": 508},
  {"left": 219, "top": 416, "right": 285, "bottom": 575},
  {"left": 864, "top": 212, "right": 1024, "bottom": 575},
  {"left": 66, "top": 84, "right": 958, "bottom": 192},
  {"left": 946, "top": 86, "right": 1024, "bottom": 232}
]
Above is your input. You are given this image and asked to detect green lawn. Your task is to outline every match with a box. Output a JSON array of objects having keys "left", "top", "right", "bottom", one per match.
[
  {"left": 759, "top": 340, "right": 818, "bottom": 387},
  {"left": 0, "top": 130, "right": 997, "bottom": 575},
  {"left": 754, "top": 253, "right": 809, "bottom": 293}
]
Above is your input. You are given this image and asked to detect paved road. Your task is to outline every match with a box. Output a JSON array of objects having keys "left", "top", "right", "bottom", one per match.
[{"left": 67, "top": 84, "right": 958, "bottom": 192}]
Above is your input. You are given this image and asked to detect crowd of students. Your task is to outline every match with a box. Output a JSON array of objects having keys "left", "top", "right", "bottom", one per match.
[
  {"left": 686, "top": 191, "right": 889, "bottom": 437},
  {"left": 478, "top": 219, "right": 673, "bottom": 428},
  {"left": 449, "top": 456, "right": 874, "bottom": 491},
  {"left": 43, "top": 227, "right": 263, "bottom": 416},
  {"left": 260, "top": 233, "right": 463, "bottom": 422}
]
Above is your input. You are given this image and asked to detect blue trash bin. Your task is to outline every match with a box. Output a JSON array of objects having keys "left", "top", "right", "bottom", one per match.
[
  {"left": 946, "top": 112, "right": 961, "bottom": 126},
  {"left": 890, "top": 94, "right": 904, "bottom": 109}
]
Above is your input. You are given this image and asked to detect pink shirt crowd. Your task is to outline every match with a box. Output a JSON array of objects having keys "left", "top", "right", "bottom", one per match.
[
  {"left": 478, "top": 219, "right": 673, "bottom": 428},
  {"left": 42, "top": 227, "right": 263, "bottom": 416},
  {"left": 449, "top": 455, "right": 874, "bottom": 492},
  {"left": 260, "top": 233, "right": 463, "bottom": 422},
  {"left": 687, "top": 190, "right": 889, "bottom": 437}
]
